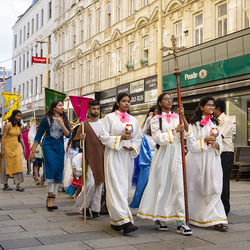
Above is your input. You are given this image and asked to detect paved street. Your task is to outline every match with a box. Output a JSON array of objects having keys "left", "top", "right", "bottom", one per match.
[{"left": 0, "top": 164, "right": 250, "bottom": 250}]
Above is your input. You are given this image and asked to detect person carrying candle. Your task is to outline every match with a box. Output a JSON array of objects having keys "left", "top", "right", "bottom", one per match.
[
  {"left": 185, "top": 96, "right": 228, "bottom": 231},
  {"left": 100, "top": 92, "right": 141, "bottom": 234}
]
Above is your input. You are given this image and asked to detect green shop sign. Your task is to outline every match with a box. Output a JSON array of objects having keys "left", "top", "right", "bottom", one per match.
[{"left": 162, "top": 53, "right": 250, "bottom": 90}]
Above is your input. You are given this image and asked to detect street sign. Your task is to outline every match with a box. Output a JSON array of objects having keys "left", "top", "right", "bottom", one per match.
[{"left": 32, "top": 57, "right": 50, "bottom": 64}]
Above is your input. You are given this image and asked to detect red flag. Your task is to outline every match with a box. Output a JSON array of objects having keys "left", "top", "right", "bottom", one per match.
[
  {"left": 22, "top": 129, "right": 31, "bottom": 160},
  {"left": 69, "top": 95, "right": 93, "bottom": 122}
]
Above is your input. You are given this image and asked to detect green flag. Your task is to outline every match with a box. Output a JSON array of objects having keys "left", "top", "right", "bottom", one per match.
[{"left": 45, "top": 87, "right": 67, "bottom": 112}]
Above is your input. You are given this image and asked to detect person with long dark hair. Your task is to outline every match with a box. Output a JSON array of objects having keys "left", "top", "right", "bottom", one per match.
[
  {"left": 186, "top": 96, "right": 228, "bottom": 231},
  {"left": 30, "top": 100, "right": 71, "bottom": 211},
  {"left": 100, "top": 92, "right": 141, "bottom": 234},
  {"left": 138, "top": 93, "right": 193, "bottom": 235},
  {"left": 1, "top": 110, "right": 26, "bottom": 191}
]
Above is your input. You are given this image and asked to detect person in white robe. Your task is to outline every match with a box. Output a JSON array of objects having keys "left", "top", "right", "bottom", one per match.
[
  {"left": 100, "top": 92, "right": 141, "bottom": 234},
  {"left": 186, "top": 96, "right": 228, "bottom": 231},
  {"left": 138, "top": 92, "right": 193, "bottom": 235}
]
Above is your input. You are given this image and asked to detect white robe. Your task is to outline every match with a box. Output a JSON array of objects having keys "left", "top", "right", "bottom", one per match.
[
  {"left": 100, "top": 111, "right": 141, "bottom": 226},
  {"left": 138, "top": 112, "right": 192, "bottom": 223},
  {"left": 186, "top": 120, "right": 228, "bottom": 227},
  {"left": 75, "top": 119, "right": 104, "bottom": 213}
]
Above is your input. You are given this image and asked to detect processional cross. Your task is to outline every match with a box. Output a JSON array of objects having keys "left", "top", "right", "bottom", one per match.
[{"left": 161, "top": 35, "right": 189, "bottom": 225}]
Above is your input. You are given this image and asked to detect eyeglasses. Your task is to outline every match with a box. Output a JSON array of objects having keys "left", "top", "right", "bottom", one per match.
[
  {"left": 163, "top": 97, "right": 173, "bottom": 102},
  {"left": 206, "top": 104, "right": 215, "bottom": 108}
]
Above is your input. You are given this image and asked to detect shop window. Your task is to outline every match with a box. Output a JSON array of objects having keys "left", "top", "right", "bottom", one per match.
[
  {"left": 118, "top": 0, "right": 122, "bottom": 22},
  {"left": 244, "top": 0, "right": 250, "bottom": 28},
  {"left": 194, "top": 13, "right": 203, "bottom": 45},
  {"left": 217, "top": 3, "right": 227, "bottom": 37},
  {"left": 174, "top": 22, "right": 182, "bottom": 47},
  {"left": 107, "top": 3, "right": 111, "bottom": 28}
]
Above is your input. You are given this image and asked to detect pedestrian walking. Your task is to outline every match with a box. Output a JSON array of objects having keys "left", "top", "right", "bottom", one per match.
[
  {"left": 100, "top": 92, "right": 141, "bottom": 234},
  {"left": 1, "top": 110, "right": 26, "bottom": 191},
  {"left": 185, "top": 96, "right": 228, "bottom": 231},
  {"left": 214, "top": 98, "right": 234, "bottom": 216},
  {"left": 30, "top": 100, "right": 71, "bottom": 211},
  {"left": 137, "top": 93, "right": 192, "bottom": 235}
]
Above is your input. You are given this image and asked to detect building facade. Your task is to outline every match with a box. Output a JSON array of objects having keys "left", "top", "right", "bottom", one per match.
[{"left": 12, "top": 0, "right": 55, "bottom": 120}]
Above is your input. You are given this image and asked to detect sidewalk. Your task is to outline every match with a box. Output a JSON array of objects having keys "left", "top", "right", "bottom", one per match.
[{"left": 0, "top": 165, "right": 250, "bottom": 250}]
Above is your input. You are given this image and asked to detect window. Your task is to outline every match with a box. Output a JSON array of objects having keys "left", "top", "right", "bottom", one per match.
[
  {"left": 23, "top": 83, "right": 25, "bottom": 98},
  {"left": 107, "top": 3, "right": 111, "bottom": 28},
  {"left": 19, "top": 57, "right": 21, "bottom": 72},
  {"left": 14, "top": 88, "right": 16, "bottom": 93},
  {"left": 142, "top": 0, "right": 148, "bottom": 7},
  {"left": 97, "top": 10, "right": 101, "bottom": 33},
  {"left": 14, "top": 61, "right": 16, "bottom": 75},
  {"left": 41, "top": 47, "right": 43, "bottom": 57},
  {"left": 36, "top": 14, "right": 39, "bottom": 31},
  {"left": 174, "top": 22, "right": 182, "bottom": 47},
  {"left": 31, "top": 79, "right": 33, "bottom": 96},
  {"left": 244, "top": 0, "right": 250, "bottom": 28},
  {"left": 32, "top": 18, "right": 34, "bottom": 34},
  {"left": 118, "top": 0, "right": 122, "bottom": 22},
  {"left": 41, "top": 9, "right": 44, "bottom": 26},
  {"left": 80, "top": 65, "right": 84, "bottom": 86},
  {"left": 117, "top": 49, "right": 122, "bottom": 74},
  {"left": 27, "top": 52, "right": 29, "bottom": 68},
  {"left": 73, "top": 26, "right": 76, "bottom": 47},
  {"left": 129, "top": 43, "right": 135, "bottom": 66},
  {"left": 107, "top": 54, "right": 111, "bottom": 78},
  {"left": 88, "top": 62, "right": 91, "bottom": 84},
  {"left": 81, "top": 21, "right": 84, "bottom": 42},
  {"left": 20, "top": 30, "right": 22, "bottom": 44},
  {"left": 27, "top": 81, "right": 29, "bottom": 98},
  {"left": 27, "top": 22, "right": 30, "bottom": 38},
  {"left": 217, "top": 3, "right": 227, "bottom": 37},
  {"left": 130, "top": 0, "right": 134, "bottom": 15},
  {"left": 31, "top": 49, "right": 33, "bottom": 65},
  {"left": 19, "top": 85, "right": 21, "bottom": 95},
  {"left": 88, "top": 16, "right": 92, "bottom": 38},
  {"left": 48, "top": 71, "right": 51, "bottom": 88},
  {"left": 23, "top": 54, "right": 25, "bottom": 70},
  {"left": 40, "top": 75, "right": 43, "bottom": 93},
  {"left": 35, "top": 77, "right": 38, "bottom": 95},
  {"left": 35, "top": 44, "right": 38, "bottom": 57},
  {"left": 48, "top": 35, "right": 51, "bottom": 53},
  {"left": 23, "top": 26, "right": 26, "bottom": 41},
  {"left": 96, "top": 58, "right": 100, "bottom": 81},
  {"left": 142, "top": 36, "right": 149, "bottom": 63},
  {"left": 48, "top": 2, "right": 52, "bottom": 19},
  {"left": 194, "top": 13, "right": 203, "bottom": 45},
  {"left": 14, "top": 35, "right": 17, "bottom": 48}
]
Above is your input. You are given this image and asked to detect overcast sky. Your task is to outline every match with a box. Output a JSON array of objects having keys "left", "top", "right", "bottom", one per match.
[{"left": 0, "top": 0, "right": 31, "bottom": 70}]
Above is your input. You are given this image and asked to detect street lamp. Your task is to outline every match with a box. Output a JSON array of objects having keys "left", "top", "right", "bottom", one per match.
[
  {"left": 0, "top": 66, "right": 5, "bottom": 132},
  {"left": 36, "top": 39, "right": 49, "bottom": 88}
]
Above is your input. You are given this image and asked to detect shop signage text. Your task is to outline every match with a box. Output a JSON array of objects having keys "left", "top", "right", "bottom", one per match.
[
  {"left": 130, "top": 80, "right": 144, "bottom": 94},
  {"left": 100, "top": 97, "right": 116, "bottom": 105}
]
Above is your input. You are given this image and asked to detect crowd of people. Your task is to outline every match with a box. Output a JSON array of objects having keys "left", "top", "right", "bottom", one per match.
[{"left": 0, "top": 92, "right": 234, "bottom": 235}]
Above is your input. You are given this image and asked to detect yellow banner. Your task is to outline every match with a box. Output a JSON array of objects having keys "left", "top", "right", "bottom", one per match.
[
  {"left": 1, "top": 92, "right": 19, "bottom": 109},
  {"left": 3, "top": 95, "right": 23, "bottom": 121}
]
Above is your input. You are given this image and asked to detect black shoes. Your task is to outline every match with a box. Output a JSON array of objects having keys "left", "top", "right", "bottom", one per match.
[
  {"left": 46, "top": 197, "right": 58, "bottom": 211},
  {"left": 111, "top": 222, "right": 138, "bottom": 234}
]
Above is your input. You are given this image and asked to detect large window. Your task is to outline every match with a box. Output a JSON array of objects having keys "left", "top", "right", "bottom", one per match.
[
  {"left": 118, "top": 0, "right": 122, "bottom": 22},
  {"left": 35, "top": 77, "right": 38, "bottom": 95},
  {"left": 23, "top": 26, "right": 26, "bottom": 42},
  {"left": 40, "top": 75, "right": 43, "bottom": 93},
  {"left": 142, "top": 37, "right": 149, "bottom": 63},
  {"left": 107, "top": 54, "right": 111, "bottom": 78},
  {"left": 73, "top": 26, "right": 76, "bottom": 47},
  {"left": 32, "top": 18, "right": 34, "bottom": 34},
  {"left": 81, "top": 21, "right": 84, "bottom": 42},
  {"left": 27, "top": 22, "right": 30, "bottom": 38},
  {"left": 27, "top": 52, "right": 29, "bottom": 68},
  {"left": 14, "top": 35, "right": 17, "bottom": 48},
  {"left": 107, "top": 3, "right": 111, "bottom": 28},
  {"left": 217, "top": 3, "right": 227, "bottom": 37},
  {"left": 19, "top": 57, "right": 21, "bottom": 72},
  {"left": 48, "top": 2, "right": 52, "bottom": 19},
  {"left": 23, "top": 54, "right": 25, "bottom": 70},
  {"left": 41, "top": 9, "right": 44, "bottom": 26},
  {"left": 244, "top": 0, "right": 250, "bottom": 28},
  {"left": 97, "top": 10, "right": 101, "bottom": 33},
  {"left": 194, "top": 13, "right": 203, "bottom": 45},
  {"left": 117, "top": 48, "right": 122, "bottom": 74},
  {"left": 36, "top": 14, "right": 39, "bottom": 31},
  {"left": 26, "top": 81, "right": 29, "bottom": 98},
  {"left": 31, "top": 49, "right": 33, "bottom": 65},
  {"left": 88, "top": 15, "right": 92, "bottom": 38},
  {"left": 19, "top": 30, "right": 22, "bottom": 44},
  {"left": 129, "top": 43, "right": 135, "bottom": 67},
  {"left": 174, "top": 22, "right": 182, "bottom": 47}
]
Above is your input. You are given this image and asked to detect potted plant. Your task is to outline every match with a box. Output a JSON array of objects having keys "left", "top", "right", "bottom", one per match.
[
  {"left": 140, "top": 57, "right": 148, "bottom": 66},
  {"left": 125, "top": 61, "right": 134, "bottom": 71}
]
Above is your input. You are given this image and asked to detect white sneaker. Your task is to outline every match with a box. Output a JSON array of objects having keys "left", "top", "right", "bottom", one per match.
[
  {"left": 177, "top": 225, "right": 192, "bottom": 235},
  {"left": 157, "top": 220, "right": 168, "bottom": 231}
]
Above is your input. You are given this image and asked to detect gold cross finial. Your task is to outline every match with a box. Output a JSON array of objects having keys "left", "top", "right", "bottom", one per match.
[{"left": 161, "top": 35, "right": 187, "bottom": 71}]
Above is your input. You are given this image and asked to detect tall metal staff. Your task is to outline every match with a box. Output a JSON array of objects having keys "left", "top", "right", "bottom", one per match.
[{"left": 161, "top": 35, "right": 189, "bottom": 224}]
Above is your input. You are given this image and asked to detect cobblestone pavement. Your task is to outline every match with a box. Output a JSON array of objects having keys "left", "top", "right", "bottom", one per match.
[{"left": 0, "top": 163, "right": 250, "bottom": 250}]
